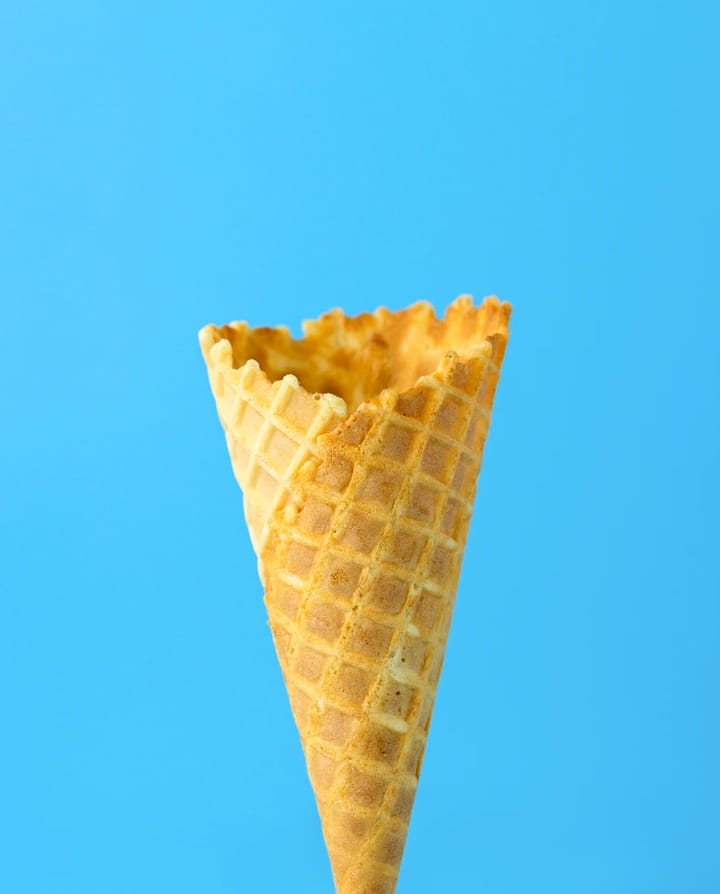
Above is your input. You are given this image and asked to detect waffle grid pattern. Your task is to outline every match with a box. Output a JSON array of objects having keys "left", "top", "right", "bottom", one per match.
[
  {"left": 200, "top": 297, "right": 511, "bottom": 894},
  {"left": 209, "top": 357, "right": 346, "bottom": 553},
  {"left": 263, "top": 346, "right": 504, "bottom": 892}
]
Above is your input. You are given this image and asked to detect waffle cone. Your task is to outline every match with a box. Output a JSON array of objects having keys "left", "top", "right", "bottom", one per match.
[{"left": 200, "top": 295, "right": 511, "bottom": 892}]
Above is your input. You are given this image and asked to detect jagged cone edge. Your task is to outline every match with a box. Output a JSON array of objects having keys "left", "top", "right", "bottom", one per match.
[{"left": 199, "top": 295, "right": 511, "bottom": 892}]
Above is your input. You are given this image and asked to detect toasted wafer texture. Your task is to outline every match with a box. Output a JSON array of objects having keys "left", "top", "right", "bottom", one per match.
[{"left": 200, "top": 295, "right": 510, "bottom": 892}]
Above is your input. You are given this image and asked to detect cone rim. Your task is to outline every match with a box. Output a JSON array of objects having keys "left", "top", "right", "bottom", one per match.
[{"left": 199, "top": 294, "right": 511, "bottom": 430}]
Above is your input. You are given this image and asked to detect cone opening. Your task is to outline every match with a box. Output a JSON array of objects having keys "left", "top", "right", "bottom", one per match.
[{"left": 203, "top": 296, "right": 510, "bottom": 416}]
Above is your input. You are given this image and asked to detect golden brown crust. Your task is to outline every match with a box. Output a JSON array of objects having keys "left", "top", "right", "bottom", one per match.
[
  {"left": 199, "top": 295, "right": 511, "bottom": 892},
  {"left": 200, "top": 294, "right": 510, "bottom": 416}
]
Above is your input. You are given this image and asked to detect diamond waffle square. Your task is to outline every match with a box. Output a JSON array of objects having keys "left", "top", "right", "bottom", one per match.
[
  {"left": 386, "top": 527, "right": 426, "bottom": 568},
  {"left": 295, "top": 644, "right": 331, "bottom": 683},
  {"left": 296, "top": 497, "right": 335, "bottom": 536},
  {"left": 363, "top": 573, "right": 409, "bottom": 616},
  {"left": 369, "top": 828, "right": 406, "bottom": 866},
  {"left": 331, "top": 662, "right": 374, "bottom": 705},
  {"left": 393, "top": 634, "right": 429, "bottom": 677},
  {"left": 356, "top": 464, "right": 403, "bottom": 507},
  {"left": 318, "top": 706, "right": 356, "bottom": 747},
  {"left": 435, "top": 393, "right": 469, "bottom": 439},
  {"left": 272, "top": 581, "right": 302, "bottom": 621},
  {"left": 347, "top": 617, "right": 393, "bottom": 662},
  {"left": 361, "top": 723, "right": 403, "bottom": 763},
  {"left": 420, "top": 436, "right": 457, "bottom": 484},
  {"left": 394, "top": 388, "right": 431, "bottom": 421},
  {"left": 284, "top": 541, "right": 316, "bottom": 579},
  {"left": 345, "top": 766, "right": 388, "bottom": 809},
  {"left": 337, "top": 510, "right": 384, "bottom": 555},
  {"left": 451, "top": 451, "right": 477, "bottom": 494},
  {"left": 465, "top": 409, "right": 489, "bottom": 454},
  {"left": 411, "top": 587, "right": 443, "bottom": 632},
  {"left": 374, "top": 678, "right": 417, "bottom": 722},
  {"left": 304, "top": 599, "right": 346, "bottom": 642},
  {"left": 265, "top": 425, "right": 299, "bottom": 467},
  {"left": 426, "top": 544, "right": 456, "bottom": 587},
  {"left": 324, "top": 805, "right": 372, "bottom": 846},
  {"left": 389, "top": 783, "right": 417, "bottom": 820},
  {"left": 284, "top": 387, "right": 320, "bottom": 431},
  {"left": 404, "top": 481, "right": 442, "bottom": 525},
  {"left": 319, "top": 556, "right": 364, "bottom": 599},
  {"left": 335, "top": 410, "right": 373, "bottom": 446},
  {"left": 315, "top": 451, "right": 354, "bottom": 493},
  {"left": 377, "top": 421, "right": 417, "bottom": 463},
  {"left": 440, "top": 496, "right": 465, "bottom": 541}
]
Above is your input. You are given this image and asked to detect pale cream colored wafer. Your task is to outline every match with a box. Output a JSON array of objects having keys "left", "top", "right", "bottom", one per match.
[{"left": 200, "top": 295, "right": 510, "bottom": 892}]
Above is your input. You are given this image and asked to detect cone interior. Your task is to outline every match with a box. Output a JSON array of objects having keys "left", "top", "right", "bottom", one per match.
[
  {"left": 200, "top": 295, "right": 510, "bottom": 416},
  {"left": 199, "top": 295, "right": 511, "bottom": 893}
]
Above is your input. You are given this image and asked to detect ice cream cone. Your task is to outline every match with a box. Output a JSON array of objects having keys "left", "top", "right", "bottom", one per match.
[{"left": 199, "top": 295, "right": 510, "bottom": 892}]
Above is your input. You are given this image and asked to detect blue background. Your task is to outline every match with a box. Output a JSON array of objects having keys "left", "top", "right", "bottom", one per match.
[{"left": 2, "top": 2, "right": 719, "bottom": 892}]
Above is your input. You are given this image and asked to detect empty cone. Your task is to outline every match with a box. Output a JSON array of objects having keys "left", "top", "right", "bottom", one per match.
[{"left": 199, "top": 295, "right": 511, "bottom": 892}]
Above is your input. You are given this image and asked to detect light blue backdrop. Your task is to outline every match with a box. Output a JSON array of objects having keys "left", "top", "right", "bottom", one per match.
[{"left": 2, "top": 2, "right": 718, "bottom": 892}]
